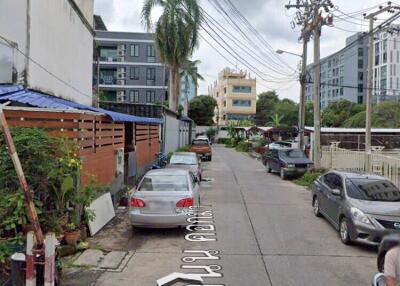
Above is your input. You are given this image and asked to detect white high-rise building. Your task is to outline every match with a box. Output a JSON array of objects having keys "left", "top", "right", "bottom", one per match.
[{"left": 373, "top": 27, "right": 400, "bottom": 103}]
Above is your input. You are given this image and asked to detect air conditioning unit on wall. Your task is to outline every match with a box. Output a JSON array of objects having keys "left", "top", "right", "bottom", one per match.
[{"left": 117, "top": 79, "right": 125, "bottom": 85}]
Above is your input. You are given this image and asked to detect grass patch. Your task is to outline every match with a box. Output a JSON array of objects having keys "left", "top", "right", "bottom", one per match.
[{"left": 293, "top": 169, "right": 326, "bottom": 190}]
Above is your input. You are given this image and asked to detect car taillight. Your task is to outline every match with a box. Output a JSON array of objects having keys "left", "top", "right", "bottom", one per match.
[
  {"left": 176, "top": 198, "right": 193, "bottom": 208},
  {"left": 131, "top": 198, "right": 146, "bottom": 208}
]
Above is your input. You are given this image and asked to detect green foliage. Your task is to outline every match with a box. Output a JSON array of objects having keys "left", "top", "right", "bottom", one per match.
[
  {"left": 0, "top": 128, "right": 104, "bottom": 267},
  {"left": 188, "top": 95, "right": 217, "bottom": 125},
  {"left": 293, "top": 169, "right": 326, "bottom": 189},
  {"left": 305, "top": 101, "right": 314, "bottom": 126},
  {"left": 206, "top": 128, "right": 218, "bottom": 142},
  {"left": 166, "top": 151, "right": 174, "bottom": 162},
  {"left": 176, "top": 145, "right": 191, "bottom": 152},
  {"left": 217, "top": 138, "right": 231, "bottom": 145},
  {"left": 322, "top": 99, "right": 365, "bottom": 127},
  {"left": 343, "top": 101, "right": 400, "bottom": 128},
  {"left": 256, "top": 91, "right": 298, "bottom": 126},
  {"left": 235, "top": 141, "right": 252, "bottom": 152},
  {"left": 142, "top": 0, "right": 201, "bottom": 111}
]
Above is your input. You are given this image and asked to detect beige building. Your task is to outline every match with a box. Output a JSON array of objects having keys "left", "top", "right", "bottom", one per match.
[{"left": 209, "top": 68, "right": 256, "bottom": 126}]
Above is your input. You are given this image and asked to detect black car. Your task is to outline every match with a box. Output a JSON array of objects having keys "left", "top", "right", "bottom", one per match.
[
  {"left": 262, "top": 148, "right": 313, "bottom": 179},
  {"left": 312, "top": 171, "right": 400, "bottom": 245}
]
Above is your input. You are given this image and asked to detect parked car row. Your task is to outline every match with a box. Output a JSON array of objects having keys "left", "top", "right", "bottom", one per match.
[{"left": 129, "top": 149, "right": 206, "bottom": 229}]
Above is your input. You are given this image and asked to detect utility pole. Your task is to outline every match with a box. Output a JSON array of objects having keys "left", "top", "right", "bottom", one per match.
[
  {"left": 298, "top": 37, "right": 308, "bottom": 151},
  {"left": 286, "top": 0, "right": 333, "bottom": 168},
  {"left": 364, "top": 4, "right": 395, "bottom": 156},
  {"left": 312, "top": 7, "right": 322, "bottom": 168}
]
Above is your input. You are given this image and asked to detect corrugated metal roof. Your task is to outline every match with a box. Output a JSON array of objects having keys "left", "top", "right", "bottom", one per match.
[
  {"left": 0, "top": 87, "right": 162, "bottom": 124},
  {"left": 305, "top": 127, "right": 400, "bottom": 133},
  {"left": 0, "top": 85, "right": 24, "bottom": 96}
]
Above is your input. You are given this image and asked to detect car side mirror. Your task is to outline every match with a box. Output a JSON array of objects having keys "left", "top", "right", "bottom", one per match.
[{"left": 331, "top": 189, "right": 341, "bottom": 196}]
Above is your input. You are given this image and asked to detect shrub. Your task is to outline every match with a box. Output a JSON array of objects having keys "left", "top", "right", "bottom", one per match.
[
  {"left": 176, "top": 145, "right": 191, "bottom": 152},
  {"left": 217, "top": 138, "right": 230, "bottom": 145},
  {"left": 235, "top": 141, "right": 252, "bottom": 152},
  {"left": 293, "top": 169, "right": 326, "bottom": 189}
]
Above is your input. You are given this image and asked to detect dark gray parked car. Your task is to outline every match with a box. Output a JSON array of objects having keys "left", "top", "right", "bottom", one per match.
[
  {"left": 312, "top": 171, "right": 400, "bottom": 245},
  {"left": 262, "top": 148, "right": 313, "bottom": 179}
]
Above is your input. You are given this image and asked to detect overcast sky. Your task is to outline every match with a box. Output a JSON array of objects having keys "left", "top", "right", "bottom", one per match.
[{"left": 94, "top": 0, "right": 392, "bottom": 102}]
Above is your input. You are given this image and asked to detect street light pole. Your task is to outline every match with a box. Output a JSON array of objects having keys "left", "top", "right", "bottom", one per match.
[{"left": 275, "top": 48, "right": 306, "bottom": 150}]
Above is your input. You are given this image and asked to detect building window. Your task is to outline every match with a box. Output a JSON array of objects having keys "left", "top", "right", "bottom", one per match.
[
  {"left": 146, "top": 91, "right": 155, "bottom": 102},
  {"left": 129, "top": 90, "right": 139, "bottom": 103},
  {"left": 146, "top": 68, "right": 156, "bottom": 85},
  {"left": 358, "top": 59, "right": 364, "bottom": 69},
  {"left": 358, "top": 96, "right": 363, "bottom": 104},
  {"left": 358, "top": 84, "right": 363, "bottom": 93},
  {"left": 130, "top": 67, "right": 140, "bottom": 80},
  {"left": 224, "top": 87, "right": 227, "bottom": 94},
  {"left": 340, "top": 88, "right": 344, "bottom": 95},
  {"left": 358, "top": 72, "right": 363, "bottom": 81},
  {"left": 99, "top": 69, "right": 117, "bottom": 85},
  {"left": 232, "top": 100, "right": 251, "bottom": 107},
  {"left": 130, "top": 44, "right": 139, "bottom": 57},
  {"left": 99, "top": 47, "right": 117, "bottom": 61},
  {"left": 358, "top": 47, "right": 363, "bottom": 57},
  {"left": 232, "top": 86, "right": 252, "bottom": 93},
  {"left": 147, "top": 45, "right": 156, "bottom": 62}
]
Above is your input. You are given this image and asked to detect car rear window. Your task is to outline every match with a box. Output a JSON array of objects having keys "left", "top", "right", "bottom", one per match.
[
  {"left": 346, "top": 178, "right": 400, "bottom": 201},
  {"left": 192, "top": 140, "right": 208, "bottom": 145},
  {"left": 280, "top": 149, "right": 306, "bottom": 158},
  {"left": 139, "top": 175, "right": 189, "bottom": 192},
  {"left": 170, "top": 155, "right": 197, "bottom": 165}
]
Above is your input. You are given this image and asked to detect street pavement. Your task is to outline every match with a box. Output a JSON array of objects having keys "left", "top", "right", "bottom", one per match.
[{"left": 71, "top": 145, "right": 377, "bottom": 286}]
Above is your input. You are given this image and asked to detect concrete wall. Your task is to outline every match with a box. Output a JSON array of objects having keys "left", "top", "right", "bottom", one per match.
[
  {"left": 0, "top": 0, "right": 94, "bottom": 105},
  {"left": 164, "top": 113, "right": 180, "bottom": 153},
  {"left": 0, "top": 0, "right": 27, "bottom": 83}
]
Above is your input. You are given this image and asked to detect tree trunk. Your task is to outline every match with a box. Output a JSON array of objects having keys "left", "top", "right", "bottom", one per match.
[{"left": 168, "top": 66, "right": 181, "bottom": 112}]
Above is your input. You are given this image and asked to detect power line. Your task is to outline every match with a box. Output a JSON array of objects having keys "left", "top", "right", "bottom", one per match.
[
  {"left": 0, "top": 34, "right": 92, "bottom": 99},
  {"left": 200, "top": 7, "right": 297, "bottom": 79}
]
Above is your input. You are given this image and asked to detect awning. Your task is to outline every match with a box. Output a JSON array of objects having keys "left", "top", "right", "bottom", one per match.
[{"left": 0, "top": 86, "right": 163, "bottom": 124}]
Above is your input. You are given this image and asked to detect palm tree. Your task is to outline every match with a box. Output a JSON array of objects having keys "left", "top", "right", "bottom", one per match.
[
  {"left": 142, "top": 0, "right": 201, "bottom": 112},
  {"left": 180, "top": 60, "right": 204, "bottom": 115},
  {"left": 269, "top": 113, "right": 284, "bottom": 127}
]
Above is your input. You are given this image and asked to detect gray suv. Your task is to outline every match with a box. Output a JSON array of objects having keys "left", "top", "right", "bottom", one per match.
[{"left": 312, "top": 171, "right": 400, "bottom": 245}]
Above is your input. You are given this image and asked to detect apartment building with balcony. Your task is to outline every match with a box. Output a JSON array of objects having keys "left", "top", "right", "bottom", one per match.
[
  {"left": 305, "top": 32, "right": 369, "bottom": 109},
  {"left": 94, "top": 30, "right": 168, "bottom": 103},
  {"left": 209, "top": 68, "right": 256, "bottom": 126},
  {"left": 373, "top": 26, "right": 400, "bottom": 103}
]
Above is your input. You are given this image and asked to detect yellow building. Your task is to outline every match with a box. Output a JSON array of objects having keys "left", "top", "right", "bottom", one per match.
[{"left": 209, "top": 68, "right": 256, "bottom": 126}]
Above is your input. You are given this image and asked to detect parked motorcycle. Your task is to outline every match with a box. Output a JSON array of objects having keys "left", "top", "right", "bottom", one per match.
[
  {"left": 372, "top": 233, "right": 400, "bottom": 286},
  {"left": 152, "top": 152, "right": 168, "bottom": 169}
]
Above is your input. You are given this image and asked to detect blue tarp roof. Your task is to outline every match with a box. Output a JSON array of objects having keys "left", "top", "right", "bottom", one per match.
[{"left": 0, "top": 85, "right": 163, "bottom": 124}]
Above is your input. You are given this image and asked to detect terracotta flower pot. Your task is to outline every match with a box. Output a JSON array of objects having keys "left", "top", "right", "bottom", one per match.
[{"left": 64, "top": 230, "right": 81, "bottom": 246}]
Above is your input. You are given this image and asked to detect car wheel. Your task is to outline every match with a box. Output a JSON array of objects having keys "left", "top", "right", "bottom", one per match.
[
  {"left": 339, "top": 217, "right": 352, "bottom": 245},
  {"left": 265, "top": 162, "right": 272, "bottom": 173},
  {"left": 208, "top": 156, "right": 212, "bottom": 161},
  {"left": 312, "top": 197, "right": 322, "bottom": 217},
  {"left": 280, "top": 168, "right": 287, "bottom": 180}
]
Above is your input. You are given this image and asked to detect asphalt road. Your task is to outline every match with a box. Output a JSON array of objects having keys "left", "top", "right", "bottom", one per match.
[{"left": 96, "top": 145, "right": 377, "bottom": 286}]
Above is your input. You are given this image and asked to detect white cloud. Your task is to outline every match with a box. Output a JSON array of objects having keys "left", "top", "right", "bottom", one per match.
[{"left": 94, "top": 0, "right": 395, "bottom": 102}]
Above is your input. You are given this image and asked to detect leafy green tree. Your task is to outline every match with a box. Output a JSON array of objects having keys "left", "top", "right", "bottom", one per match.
[
  {"left": 188, "top": 95, "right": 217, "bottom": 125},
  {"left": 269, "top": 113, "right": 284, "bottom": 127},
  {"left": 142, "top": 0, "right": 201, "bottom": 112},
  {"left": 322, "top": 99, "right": 365, "bottom": 127},
  {"left": 255, "top": 91, "right": 279, "bottom": 125},
  {"left": 274, "top": 98, "right": 298, "bottom": 126},
  {"left": 305, "top": 101, "right": 314, "bottom": 126},
  {"left": 181, "top": 60, "right": 204, "bottom": 113},
  {"left": 344, "top": 101, "right": 400, "bottom": 128}
]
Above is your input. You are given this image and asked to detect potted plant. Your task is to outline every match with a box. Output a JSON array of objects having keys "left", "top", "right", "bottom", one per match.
[{"left": 64, "top": 223, "right": 80, "bottom": 246}]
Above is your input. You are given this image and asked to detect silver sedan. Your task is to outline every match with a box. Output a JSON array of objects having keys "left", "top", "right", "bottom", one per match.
[
  {"left": 166, "top": 152, "right": 202, "bottom": 181},
  {"left": 129, "top": 168, "right": 201, "bottom": 228}
]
